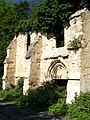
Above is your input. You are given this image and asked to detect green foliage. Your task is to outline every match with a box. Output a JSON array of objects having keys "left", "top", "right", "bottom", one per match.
[
  {"left": 1, "top": 80, "right": 90, "bottom": 120},
  {"left": 0, "top": 90, "right": 8, "bottom": 99},
  {"left": 5, "top": 83, "right": 15, "bottom": 90},
  {"left": 49, "top": 91, "right": 90, "bottom": 118},
  {"left": 0, "top": 88, "right": 21, "bottom": 102},
  {"left": 0, "top": 77, "right": 24, "bottom": 101},
  {"left": 17, "top": 95, "right": 28, "bottom": 106},
  {"left": 3, "top": 88, "right": 21, "bottom": 101},
  {"left": 18, "top": 81, "right": 66, "bottom": 111},
  {"left": 16, "top": 77, "right": 24, "bottom": 91},
  {"left": 30, "top": 0, "right": 90, "bottom": 47},
  {"left": 0, "top": 0, "right": 33, "bottom": 88},
  {"left": 49, "top": 98, "right": 67, "bottom": 117},
  {"left": 80, "top": 0, "right": 90, "bottom": 9},
  {"left": 31, "top": 0, "right": 73, "bottom": 47},
  {"left": 66, "top": 92, "right": 90, "bottom": 120},
  {"left": 70, "top": 38, "right": 81, "bottom": 49}
]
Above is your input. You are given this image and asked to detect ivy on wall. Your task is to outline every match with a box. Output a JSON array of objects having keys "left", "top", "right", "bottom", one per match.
[{"left": 70, "top": 38, "right": 81, "bottom": 49}]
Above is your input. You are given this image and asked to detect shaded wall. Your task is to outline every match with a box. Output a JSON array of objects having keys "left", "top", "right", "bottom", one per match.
[
  {"left": 80, "top": 12, "right": 90, "bottom": 92},
  {"left": 29, "top": 34, "right": 42, "bottom": 87},
  {"left": 3, "top": 38, "right": 17, "bottom": 86}
]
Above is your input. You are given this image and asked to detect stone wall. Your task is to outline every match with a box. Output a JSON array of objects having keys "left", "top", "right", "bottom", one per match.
[
  {"left": 14, "top": 33, "right": 29, "bottom": 84},
  {"left": 64, "top": 9, "right": 87, "bottom": 103},
  {"left": 2, "top": 8, "right": 90, "bottom": 103},
  {"left": 40, "top": 36, "right": 57, "bottom": 83},
  {"left": 14, "top": 33, "right": 31, "bottom": 93},
  {"left": 29, "top": 33, "right": 42, "bottom": 87},
  {"left": 65, "top": 8, "right": 90, "bottom": 103},
  {"left": 80, "top": 11, "right": 90, "bottom": 92},
  {"left": 2, "top": 33, "right": 31, "bottom": 92},
  {"left": 2, "top": 37, "right": 17, "bottom": 86},
  {"left": 40, "top": 47, "right": 68, "bottom": 83}
]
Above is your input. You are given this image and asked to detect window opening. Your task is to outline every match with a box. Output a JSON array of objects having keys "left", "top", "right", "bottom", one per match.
[{"left": 27, "top": 33, "right": 30, "bottom": 51}]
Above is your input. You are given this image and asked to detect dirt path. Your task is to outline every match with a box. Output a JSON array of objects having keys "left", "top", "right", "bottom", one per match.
[{"left": 0, "top": 100, "right": 63, "bottom": 120}]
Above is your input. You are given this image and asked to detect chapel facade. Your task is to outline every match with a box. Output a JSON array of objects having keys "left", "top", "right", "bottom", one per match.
[{"left": 2, "top": 8, "right": 90, "bottom": 103}]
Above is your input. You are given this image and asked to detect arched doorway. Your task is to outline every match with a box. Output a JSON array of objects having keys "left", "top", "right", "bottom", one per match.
[
  {"left": 47, "top": 60, "right": 68, "bottom": 99},
  {"left": 47, "top": 59, "right": 68, "bottom": 87},
  {"left": 47, "top": 60, "right": 68, "bottom": 80}
]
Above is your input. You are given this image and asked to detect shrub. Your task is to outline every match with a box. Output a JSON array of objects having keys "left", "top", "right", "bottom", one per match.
[
  {"left": 70, "top": 38, "right": 81, "bottom": 49},
  {"left": 49, "top": 98, "right": 67, "bottom": 117},
  {"left": 0, "top": 90, "right": 8, "bottom": 99},
  {"left": 3, "top": 88, "right": 21, "bottom": 101},
  {"left": 17, "top": 95, "right": 28, "bottom": 106},
  {"left": 66, "top": 92, "right": 90, "bottom": 120},
  {"left": 5, "top": 83, "right": 15, "bottom": 90},
  {"left": 16, "top": 77, "right": 24, "bottom": 92},
  {"left": 18, "top": 81, "right": 66, "bottom": 111},
  {"left": 1, "top": 78, "right": 24, "bottom": 101}
]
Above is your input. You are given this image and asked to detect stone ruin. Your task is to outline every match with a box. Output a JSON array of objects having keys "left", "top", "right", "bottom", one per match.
[{"left": 2, "top": 8, "right": 90, "bottom": 103}]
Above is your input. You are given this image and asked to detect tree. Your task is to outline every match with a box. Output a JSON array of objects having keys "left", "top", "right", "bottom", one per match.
[
  {"left": 0, "top": 0, "right": 32, "bottom": 88},
  {"left": 30, "top": 0, "right": 90, "bottom": 47},
  {"left": 30, "top": 0, "right": 73, "bottom": 46}
]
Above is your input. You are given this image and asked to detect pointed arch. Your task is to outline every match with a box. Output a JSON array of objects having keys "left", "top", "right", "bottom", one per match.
[{"left": 47, "top": 60, "right": 68, "bottom": 80}]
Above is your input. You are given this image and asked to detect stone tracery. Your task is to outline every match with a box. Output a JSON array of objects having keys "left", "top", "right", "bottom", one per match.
[{"left": 47, "top": 60, "right": 68, "bottom": 80}]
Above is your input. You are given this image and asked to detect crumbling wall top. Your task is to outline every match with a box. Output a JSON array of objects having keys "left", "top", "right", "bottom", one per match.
[{"left": 69, "top": 8, "right": 89, "bottom": 20}]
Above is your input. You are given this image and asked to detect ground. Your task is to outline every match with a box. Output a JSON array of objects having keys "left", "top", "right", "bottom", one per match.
[{"left": 0, "top": 100, "right": 64, "bottom": 120}]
